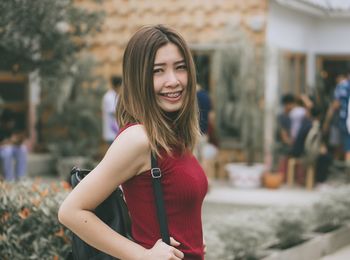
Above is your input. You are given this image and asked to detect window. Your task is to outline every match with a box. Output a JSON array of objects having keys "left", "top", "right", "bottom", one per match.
[{"left": 281, "top": 52, "right": 307, "bottom": 95}]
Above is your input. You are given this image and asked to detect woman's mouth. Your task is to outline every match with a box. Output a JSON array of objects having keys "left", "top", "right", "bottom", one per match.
[
  {"left": 160, "top": 91, "right": 182, "bottom": 98},
  {"left": 159, "top": 90, "right": 183, "bottom": 104}
]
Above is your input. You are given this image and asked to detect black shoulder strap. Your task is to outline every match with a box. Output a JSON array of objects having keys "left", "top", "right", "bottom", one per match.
[{"left": 151, "top": 153, "right": 170, "bottom": 245}]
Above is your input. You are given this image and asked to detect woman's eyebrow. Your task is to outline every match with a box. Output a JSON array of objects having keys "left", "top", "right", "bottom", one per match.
[
  {"left": 174, "top": 60, "right": 186, "bottom": 65},
  {"left": 153, "top": 59, "right": 185, "bottom": 67}
]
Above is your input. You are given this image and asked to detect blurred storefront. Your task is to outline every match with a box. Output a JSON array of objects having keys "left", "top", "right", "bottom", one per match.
[
  {"left": 2, "top": 0, "right": 350, "bottom": 158},
  {"left": 265, "top": 0, "right": 350, "bottom": 162},
  {"left": 73, "top": 0, "right": 350, "bottom": 163}
]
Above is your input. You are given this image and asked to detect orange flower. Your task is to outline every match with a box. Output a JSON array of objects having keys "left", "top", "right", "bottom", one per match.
[
  {"left": 34, "top": 177, "right": 42, "bottom": 183},
  {"left": 31, "top": 198, "right": 41, "bottom": 207},
  {"left": 0, "top": 181, "right": 9, "bottom": 190},
  {"left": 1, "top": 212, "right": 10, "bottom": 223},
  {"left": 61, "top": 181, "right": 71, "bottom": 191},
  {"left": 18, "top": 207, "right": 30, "bottom": 219},
  {"left": 31, "top": 178, "right": 42, "bottom": 192},
  {"left": 53, "top": 255, "right": 59, "bottom": 260},
  {"left": 55, "top": 227, "right": 70, "bottom": 244},
  {"left": 55, "top": 227, "right": 65, "bottom": 237},
  {"left": 31, "top": 183, "right": 39, "bottom": 192},
  {"left": 51, "top": 182, "right": 59, "bottom": 192},
  {"left": 40, "top": 188, "right": 49, "bottom": 197}
]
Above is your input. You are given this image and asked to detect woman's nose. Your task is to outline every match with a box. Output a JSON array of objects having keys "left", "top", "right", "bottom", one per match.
[{"left": 164, "top": 70, "right": 179, "bottom": 87}]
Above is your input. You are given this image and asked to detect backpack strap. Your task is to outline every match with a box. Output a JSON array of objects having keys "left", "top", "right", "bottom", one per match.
[{"left": 151, "top": 153, "right": 170, "bottom": 245}]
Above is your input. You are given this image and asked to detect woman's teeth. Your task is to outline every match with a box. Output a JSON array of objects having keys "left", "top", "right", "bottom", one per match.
[{"left": 161, "top": 92, "right": 181, "bottom": 98}]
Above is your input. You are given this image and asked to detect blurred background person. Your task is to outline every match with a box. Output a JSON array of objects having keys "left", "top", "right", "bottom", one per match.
[
  {"left": 196, "top": 84, "right": 217, "bottom": 182},
  {"left": 102, "top": 75, "right": 122, "bottom": 146},
  {"left": 197, "top": 83, "right": 212, "bottom": 138},
  {"left": 276, "top": 93, "right": 295, "bottom": 150},
  {"left": 290, "top": 95, "right": 307, "bottom": 142},
  {"left": 323, "top": 73, "right": 350, "bottom": 162},
  {"left": 0, "top": 109, "right": 27, "bottom": 182},
  {"left": 273, "top": 93, "right": 295, "bottom": 178}
]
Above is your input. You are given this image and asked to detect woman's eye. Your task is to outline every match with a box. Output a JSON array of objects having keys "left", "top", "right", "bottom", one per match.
[
  {"left": 153, "top": 68, "right": 163, "bottom": 74},
  {"left": 177, "top": 65, "right": 187, "bottom": 70}
]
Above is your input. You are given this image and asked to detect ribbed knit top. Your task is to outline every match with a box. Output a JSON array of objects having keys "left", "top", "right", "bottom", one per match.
[{"left": 121, "top": 127, "right": 208, "bottom": 260}]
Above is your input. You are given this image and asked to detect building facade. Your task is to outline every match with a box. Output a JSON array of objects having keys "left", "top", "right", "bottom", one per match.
[{"left": 2, "top": 0, "right": 350, "bottom": 157}]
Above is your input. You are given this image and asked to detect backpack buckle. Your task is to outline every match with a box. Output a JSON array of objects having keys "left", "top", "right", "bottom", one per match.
[{"left": 151, "top": 168, "right": 161, "bottom": 178}]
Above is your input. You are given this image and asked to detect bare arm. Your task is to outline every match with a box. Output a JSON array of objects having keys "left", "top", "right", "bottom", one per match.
[
  {"left": 323, "top": 100, "right": 339, "bottom": 133},
  {"left": 58, "top": 125, "right": 184, "bottom": 259},
  {"left": 280, "top": 128, "right": 292, "bottom": 146}
]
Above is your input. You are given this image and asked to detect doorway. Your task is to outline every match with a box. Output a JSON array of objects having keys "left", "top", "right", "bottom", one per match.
[
  {"left": 317, "top": 55, "right": 350, "bottom": 100},
  {"left": 0, "top": 72, "right": 29, "bottom": 134}
]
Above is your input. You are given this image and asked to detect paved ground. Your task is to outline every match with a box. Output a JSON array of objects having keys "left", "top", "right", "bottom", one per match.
[
  {"left": 321, "top": 245, "right": 350, "bottom": 260},
  {"left": 204, "top": 180, "right": 323, "bottom": 207}
]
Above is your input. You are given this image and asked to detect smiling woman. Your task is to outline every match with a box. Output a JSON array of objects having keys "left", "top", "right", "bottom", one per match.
[
  {"left": 58, "top": 25, "right": 208, "bottom": 260},
  {"left": 153, "top": 43, "right": 188, "bottom": 113}
]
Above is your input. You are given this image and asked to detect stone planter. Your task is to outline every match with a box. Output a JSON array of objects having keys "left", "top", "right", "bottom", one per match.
[
  {"left": 27, "top": 153, "right": 55, "bottom": 177},
  {"left": 225, "top": 162, "right": 264, "bottom": 188},
  {"left": 56, "top": 156, "right": 87, "bottom": 181},
  {"left": 262, "top": 224, "right": 350, "bottom": 260}
]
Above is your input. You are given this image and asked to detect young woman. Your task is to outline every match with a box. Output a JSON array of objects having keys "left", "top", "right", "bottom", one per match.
[{"left": 58, "top": 24, "right": 208, "bottom": 260}]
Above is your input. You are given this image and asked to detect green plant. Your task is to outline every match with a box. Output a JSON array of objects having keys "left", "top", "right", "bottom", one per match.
[
  {"left": 0, "top": 180, "right": 71, "bottom": 259},
  {"left": 0, "top": 0, "right": 104, "bottom": 76},
  {"left": 41, "top": 57, "right": 105, "bottom": 159},
  {"left": 0, "top": 0, "right": 105, "bottom": 159},
  {"left": 215, "top": 28, "right": 264, "bottom": 165}
]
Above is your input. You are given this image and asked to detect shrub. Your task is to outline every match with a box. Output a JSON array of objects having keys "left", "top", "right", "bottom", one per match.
[
  {"left": 217, "top": 209, "right": 274, "bottom": 260},
  {"left": 312, "top": 186, "right": 350, "bottom": 233},
  {"left": 271, "top": 207, "right": 308, "bottom": 249},
  {"left": 0, "top": 180, "right": 71, "bottom": 259}
]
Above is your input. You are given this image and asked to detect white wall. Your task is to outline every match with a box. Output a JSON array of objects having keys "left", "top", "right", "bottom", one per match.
[
  {"left": 266, "top": 1, "right": 315, "bottom": 52},
  {"left": 266, "top": 1, "right": 316, "bottom": 88},
  {"left": 266, "top": 1, "right": 350, "bottom": 88},
  {"left": 311, "top": 18, "right": 350, "bottom": 54}
]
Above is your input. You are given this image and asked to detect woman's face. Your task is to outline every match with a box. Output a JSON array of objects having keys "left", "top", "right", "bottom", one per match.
[{"left": 153, "top": 43, "right": 188, "bottom": 113}]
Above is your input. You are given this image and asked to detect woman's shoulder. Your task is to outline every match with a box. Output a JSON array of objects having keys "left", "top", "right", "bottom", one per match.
[
  {"left": 117, "top": 124, "right": 149, "bottom": 149},
  {"left": 101, "top": 124, "right": 150, "bottom": 177}
]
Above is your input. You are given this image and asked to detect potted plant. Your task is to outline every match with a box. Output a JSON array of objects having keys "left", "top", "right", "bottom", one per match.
[
  {"left": 214, "top": 28, "right": 265, "bottom": 188},
  {"left": 262, "top": 171, "right": 283, "bottom": 189},
  {"left": 262, "top": 151, "right": 283, "bottom": 189}
]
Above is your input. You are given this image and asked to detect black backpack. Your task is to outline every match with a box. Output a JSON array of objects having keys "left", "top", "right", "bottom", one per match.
[
  {"left": 66, "top": 153, "right": 169, "bottom": 260},
  {"left": 304, "top": 121, "right": 322, "bottom": 163},
  {"left": 68, "top": 167, "right": 132, "bottom": 260}
]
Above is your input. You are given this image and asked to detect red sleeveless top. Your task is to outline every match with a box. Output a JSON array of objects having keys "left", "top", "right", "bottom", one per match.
[{"left": 120, "top": 125, "right": 208, "bottom": 260}]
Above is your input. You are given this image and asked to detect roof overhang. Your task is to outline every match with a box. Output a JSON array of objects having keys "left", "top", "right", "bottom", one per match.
[{"left": 273, "top": 0, "right": 350, "bottom": 18}]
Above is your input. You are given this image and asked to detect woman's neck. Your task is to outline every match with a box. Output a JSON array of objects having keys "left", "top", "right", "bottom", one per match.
[{"left": 164, "top": 111, "right": 179, "bottom": 121}]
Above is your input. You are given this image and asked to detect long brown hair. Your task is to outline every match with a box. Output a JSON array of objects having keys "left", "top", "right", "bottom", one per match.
[{"left": 116, "top": 24, "right": 199, "bottom": 156}]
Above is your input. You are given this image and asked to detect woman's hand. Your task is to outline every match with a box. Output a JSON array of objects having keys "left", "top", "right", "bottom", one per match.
[
  {"left": 203, "top": 237, "right": 207, "bottom": 255},
  {"left": 140, "top": 237, "right": 184, "bottom": 260}
]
